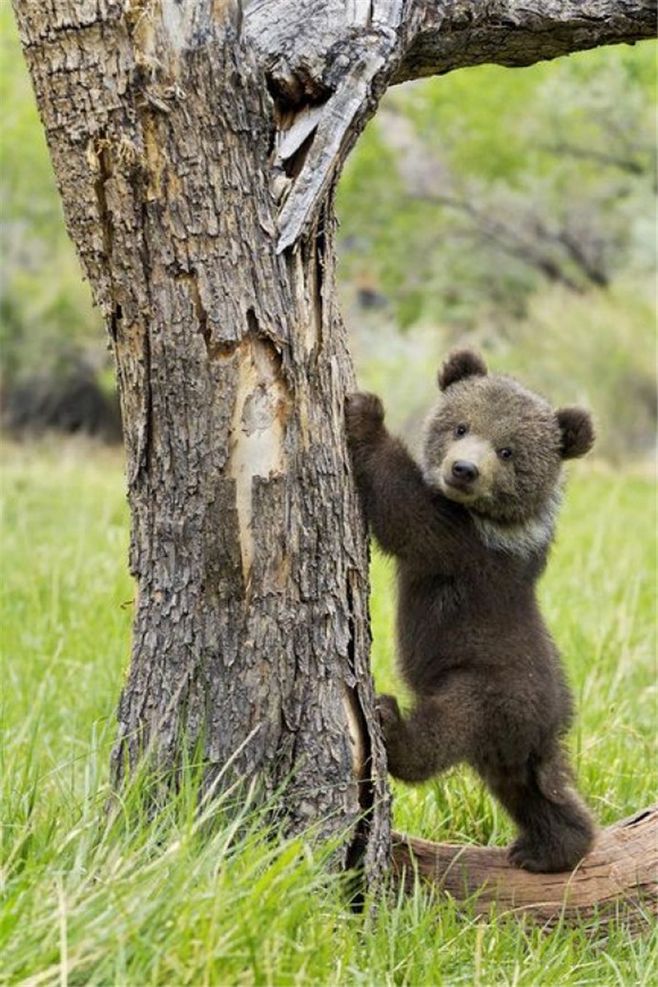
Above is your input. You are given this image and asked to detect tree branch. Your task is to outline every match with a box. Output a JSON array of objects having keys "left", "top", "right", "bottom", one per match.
[
  {"left": 540, "top": 140, "right": 654, "bottom": 177},
  {"left": 396, "top": 0, "right": 658, "bottom": 82},
  {"left": 392, "top": 805, "right": 658, "bottom": 933},
  {"left": 245, "top": 0, "right": 656, "bottom": 253},
  {"left": 403, "top": 191, "right": 595, "bottom": 291}
]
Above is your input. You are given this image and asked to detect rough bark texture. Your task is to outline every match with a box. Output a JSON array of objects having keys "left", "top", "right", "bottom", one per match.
[
  {"left": 12, "top": 0, "right": 656, "bottom": 895},
  {"left": 392, "top": 805, "right": 658, "bottom": 933},
  {"left": 396, "top": 0, "right": 658, "bottom": 82}
]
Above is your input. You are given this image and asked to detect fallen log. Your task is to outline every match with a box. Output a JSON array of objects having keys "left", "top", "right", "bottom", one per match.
[{"left": 392, "top": 805, "right": 658, "bottom": 933}]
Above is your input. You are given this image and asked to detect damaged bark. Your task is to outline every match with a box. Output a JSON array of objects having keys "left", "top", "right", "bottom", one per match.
[{"left": 12, "top": 0, "right": 656, "bottom": 894}]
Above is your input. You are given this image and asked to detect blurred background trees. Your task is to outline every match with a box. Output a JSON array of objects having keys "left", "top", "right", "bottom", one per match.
[{"left": 1, "top": 4, "right": 655, "bottom": 458}]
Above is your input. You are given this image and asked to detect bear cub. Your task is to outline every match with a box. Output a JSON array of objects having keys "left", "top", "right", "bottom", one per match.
[{"left": 346, "top": 349, "right": 596, "bottom": 873}]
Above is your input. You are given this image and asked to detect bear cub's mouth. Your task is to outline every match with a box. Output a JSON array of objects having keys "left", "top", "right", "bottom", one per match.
[{"left": 439, "top": 473, "right": 480, "bottom": 502}]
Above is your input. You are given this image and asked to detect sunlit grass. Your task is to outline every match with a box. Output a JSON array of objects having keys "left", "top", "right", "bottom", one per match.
[{"left": 1, "top": 441, "right": 656, "bottom": 985}]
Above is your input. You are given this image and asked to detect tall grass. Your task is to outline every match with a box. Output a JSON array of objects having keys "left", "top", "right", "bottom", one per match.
[{"left": 1, "top": 441, "right": 656, "bottom": 985}]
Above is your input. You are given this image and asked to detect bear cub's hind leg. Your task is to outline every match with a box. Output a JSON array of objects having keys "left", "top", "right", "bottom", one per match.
[{"left": 488, "top": 755, "right": 595, "bottom": 873}]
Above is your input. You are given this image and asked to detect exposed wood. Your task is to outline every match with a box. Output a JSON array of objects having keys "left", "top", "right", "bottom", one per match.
[
  {"left": 245, "top": 0, "right": 412, "bottom": 252},
  {"left": 392, "top": 805, "right": 658, "bottom": 931}
]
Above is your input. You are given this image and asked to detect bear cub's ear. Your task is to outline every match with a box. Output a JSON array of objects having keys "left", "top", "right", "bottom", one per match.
[
  {"left": 437, "top": 349, "right": 488, "bottom": 391},
  {"left": 556, "top": 407, "right": 595, "bottom": 459}
]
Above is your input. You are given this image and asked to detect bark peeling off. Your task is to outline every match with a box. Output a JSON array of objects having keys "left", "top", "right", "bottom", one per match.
[
  {"left": 245, "top": 0, "right": 413, "bottom": 251},
  {"left": 342, "top": 682, "right": 368, "bottom": 779}
]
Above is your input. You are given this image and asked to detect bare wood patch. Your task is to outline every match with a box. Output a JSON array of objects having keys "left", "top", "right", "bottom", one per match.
[{"left": 227, "top": 335, "right": 292, "bottom": 587}]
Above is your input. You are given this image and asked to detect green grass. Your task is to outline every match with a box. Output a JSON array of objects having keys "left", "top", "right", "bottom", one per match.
[{"left": 1, "top": 441, "right": 656, "bottom": 986}]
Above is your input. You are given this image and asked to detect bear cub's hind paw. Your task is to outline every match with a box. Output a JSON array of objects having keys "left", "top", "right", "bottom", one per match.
[
  {"left": 375, "top": 693, "right": 402, "bottom": 727},
  {"left": 375, "top": 693, "right": 402, "bottom": 747},
  {"left": 508, "top": 836, "right": 555, "bottom": 873},
  {"left": 508, "top": 833, "right": 590, "bottom": 874}
]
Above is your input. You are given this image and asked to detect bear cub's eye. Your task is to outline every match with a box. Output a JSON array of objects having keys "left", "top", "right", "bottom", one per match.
[
  {"left": 498, "top": 447, "right": 513, "bottom": 461},
  {"left": 454, "top": 423, "right": 469, "bottom": 438}
]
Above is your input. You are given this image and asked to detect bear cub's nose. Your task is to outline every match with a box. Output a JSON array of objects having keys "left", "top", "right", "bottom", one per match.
[{"left": 452, "top": 460, "right": 479, "bottom": 483}]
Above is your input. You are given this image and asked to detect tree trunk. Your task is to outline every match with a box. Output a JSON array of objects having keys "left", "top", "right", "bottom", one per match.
[
  {"left": 12, "top": 0, "right": 390, "bottom": 879},
  {"left": 12, "top": 0, "right": 656, "bottom": 893}
]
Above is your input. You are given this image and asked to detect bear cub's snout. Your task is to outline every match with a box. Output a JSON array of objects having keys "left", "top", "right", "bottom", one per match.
[{"left": 451, "top": 459, "right": 478, "bottom": 483}]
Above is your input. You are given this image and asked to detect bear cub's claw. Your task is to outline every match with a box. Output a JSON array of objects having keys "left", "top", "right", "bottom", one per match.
[
  {"left": 508, "top": 837, "right": 553, "bottom": 873},
  {"left": 345, "top": 392, "right": 385, "bottom": 444},
  {"left": 376, "top": 693, "right": 401, "bottom": 721}
]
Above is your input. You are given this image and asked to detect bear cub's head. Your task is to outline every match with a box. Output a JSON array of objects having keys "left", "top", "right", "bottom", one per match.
[{"left": 423, "top": 349, "right": 594, "bottom": 528}]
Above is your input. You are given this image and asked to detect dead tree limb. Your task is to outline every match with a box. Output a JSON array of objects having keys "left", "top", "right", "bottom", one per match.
[
  {"left": 392, "top": 805, "right": 658, "bottom": 932},
  {"left": 396, "top": 0, "right": 658, "bottom": 81},
  {"left": 244, "top": 0, "right": 657, "bottom": 249}
]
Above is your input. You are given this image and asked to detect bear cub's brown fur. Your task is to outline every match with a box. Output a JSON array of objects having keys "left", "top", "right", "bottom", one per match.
[{"left": 346, "top": 349, "right": 596, "bottom": 873}]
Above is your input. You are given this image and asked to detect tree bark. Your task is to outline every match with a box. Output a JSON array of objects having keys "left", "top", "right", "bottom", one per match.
[
  {"left": 12, "top": 0, "right": 656, "bottom": 894},
  {"left": 392, "top": 805, "right": 658, "bottom": 933},
  {"left": 244, "top": 0, "right": 657, "bottom": 249}
]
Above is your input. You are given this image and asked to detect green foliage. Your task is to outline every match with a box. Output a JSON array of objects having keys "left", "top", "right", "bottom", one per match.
[
  {"left": 488, "top": 277, "right": 657, "bottom": 461},
  {"left": 338, "top": 42, "right": 657, "bottom": 330},
  {"left": 2, "top": 442, "right": 656, "bottom": 984}
]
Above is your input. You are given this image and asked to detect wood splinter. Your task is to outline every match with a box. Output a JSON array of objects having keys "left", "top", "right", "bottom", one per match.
[{"left": 392, "top": 805, "right": 658, "bottom": 932}]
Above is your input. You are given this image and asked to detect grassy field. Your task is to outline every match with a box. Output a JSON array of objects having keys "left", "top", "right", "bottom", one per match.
[{"left": 1, "top": 440, "right": 656, "bottom": 986}]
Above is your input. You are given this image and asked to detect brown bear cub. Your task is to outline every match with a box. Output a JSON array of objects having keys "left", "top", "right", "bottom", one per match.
[{"left": 345, "top": 349, "right": 596, "bottom": 873}]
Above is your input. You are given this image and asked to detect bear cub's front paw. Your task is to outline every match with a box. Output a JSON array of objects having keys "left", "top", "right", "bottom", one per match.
[
  {"left": 375, "top": 693, "right": 402, "bottom": 745},
  {"left": 345, "top": 392, "right": 385, "bottom": 445}
]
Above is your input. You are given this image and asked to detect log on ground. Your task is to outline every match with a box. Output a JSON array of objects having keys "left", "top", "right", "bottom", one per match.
[{"left": 392, "top": 805, "right": 658, "bottom": 932}]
